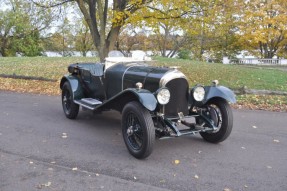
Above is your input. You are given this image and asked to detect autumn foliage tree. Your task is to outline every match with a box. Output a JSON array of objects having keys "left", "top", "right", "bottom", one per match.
[
  {"left": 74, "top": 19, "right": 95, "bottom": 57},
  {"left": 34, "top": 0, "right": 156, "bottom": 61},
  {"left": 116, "top": 25, "right": 150, "bottom": 56},
  {"left": 0, "top": 0, "right": 54, "bottom": 56},
  {"left": 22, "top": 0, "right": 287, "bottom": 60},
  {"left": 238, "top": 0, "right": 287, "bottom": 58},
  {"left": 136, "top": 0, "right": 191, "bottom": 58}
]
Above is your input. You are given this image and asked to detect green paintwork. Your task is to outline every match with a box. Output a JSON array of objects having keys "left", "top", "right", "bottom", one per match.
[
  {"left": 61, "top": 67, "right": 157, "bottom": 111},
  {"left": 60, "top": 75, "right": 84, "bottom": 100},
  {"left": 124, "top": 65, "right": 170, "bottom": 93},
  {"left": 203, "top": 86, "right": 236, "bottom": 104},
  {"left": 105, "top": 62, "right": 170, "bottom": 99},
  {"left": 62, "top": 61, "right": 236, "bottom": 113},
  {"left": 127, "top": 88, "right": 158, "bottom": 111},
  {"left": 98, "top": 88, "right": 158, "bottom": 111},
  {"left": 104, "top": 63, "right": 128, "bottom": 98}
]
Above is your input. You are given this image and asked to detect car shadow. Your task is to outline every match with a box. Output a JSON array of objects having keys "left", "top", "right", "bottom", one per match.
[{"left": 67, "top": 109, "right": 220, "bottom": 158}]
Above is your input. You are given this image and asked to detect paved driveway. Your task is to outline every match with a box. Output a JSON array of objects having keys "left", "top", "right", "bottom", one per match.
[{"left": 0, "top": 91, "right": 286, "bottom": 191}]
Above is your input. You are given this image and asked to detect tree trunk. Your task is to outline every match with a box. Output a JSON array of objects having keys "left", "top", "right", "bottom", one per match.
[
  {"left": 76, "top": 0, "right": 147, "bottom": 62},
  {"left": 1, "top": 38, "right": 9, "bottom": 57}
]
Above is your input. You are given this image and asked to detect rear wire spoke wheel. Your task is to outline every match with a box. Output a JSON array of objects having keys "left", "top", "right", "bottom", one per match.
[
  {"left": 122, "top": 101, "right": 155, "bottom": 159},
  {"left": 62, "top": 82, "right": 79, "bottom": 119},
  {"left": 198, "top": 99, "right": 233, "bottom": 143}
]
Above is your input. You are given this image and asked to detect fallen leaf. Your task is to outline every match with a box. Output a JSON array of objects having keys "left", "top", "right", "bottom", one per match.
[
  {"left": 36, "top": 181, "right": 51, "bottom": 189},
  {"left": 62, "top": 133, "right": 68, "bottom": 139},
  {"left": 44, "top": 182, "right": 51, "bottom": 187},
  {"left": 174, "top": 160, "right": 180, "bottom": 165}
]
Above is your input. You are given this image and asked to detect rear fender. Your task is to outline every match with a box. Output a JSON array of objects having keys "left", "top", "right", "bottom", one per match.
[
  {"left": 203, "top": 86, "right": 236, "bottom": 104},
  {"left": 60, "top": 75, "right": 84, "bottom": 100}
]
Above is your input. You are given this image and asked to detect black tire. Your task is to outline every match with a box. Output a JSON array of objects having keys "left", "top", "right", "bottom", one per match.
[
  {"left": 122, "top": 101, "right": 155, "bottom": 159},
  {"left": 62, "top": 82, "right": 79, "bottom": 119},
  {"left": 199, "top": 99, "right": 233, "bottom": 143}
]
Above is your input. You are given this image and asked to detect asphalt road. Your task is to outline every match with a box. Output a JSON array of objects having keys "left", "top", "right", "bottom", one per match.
[{"left": 0, "top": 91, "right": 286, "bottom": 191}]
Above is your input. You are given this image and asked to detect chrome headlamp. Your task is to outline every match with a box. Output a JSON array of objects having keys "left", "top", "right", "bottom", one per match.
[
  {"left": 156, "top": 88, "right": 170, "bottom": 105},
  {"left": 193, "top": 86, "right": 205, "bottom": 102}
]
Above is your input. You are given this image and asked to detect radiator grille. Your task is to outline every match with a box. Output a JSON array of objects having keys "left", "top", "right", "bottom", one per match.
[{"left": 163, "top": 78, "right": 189, "bottom": 117}]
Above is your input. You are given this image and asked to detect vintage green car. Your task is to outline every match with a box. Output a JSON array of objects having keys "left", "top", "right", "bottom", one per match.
[{"left": 60, "top": 53, "right": 236, "bottom": 159}]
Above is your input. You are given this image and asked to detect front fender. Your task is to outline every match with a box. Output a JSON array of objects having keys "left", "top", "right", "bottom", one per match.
[
  {"left": 129, "top": 89, "right": 158, "bottom": 111},
  {"left": 203, "top": 86, "right": 236, "bottom": 104},
  {"left": 100, "top": 88, "right": 158, "bottom": 112},
  {"left": 60, "top": 75, "right": 84, "bottom": 100}
]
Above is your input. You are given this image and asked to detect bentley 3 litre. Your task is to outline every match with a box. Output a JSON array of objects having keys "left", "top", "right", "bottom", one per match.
[{"left": 60, "top": 53, "right": 236, "bottom": 159}]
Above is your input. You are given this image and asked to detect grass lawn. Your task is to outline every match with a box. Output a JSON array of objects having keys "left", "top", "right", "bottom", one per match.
[
  {"left": 0, "top": 56, "right": 286, "bottom": 112},
  {"left": 154, "top": 57, "right": 287, "bottom": 92}
]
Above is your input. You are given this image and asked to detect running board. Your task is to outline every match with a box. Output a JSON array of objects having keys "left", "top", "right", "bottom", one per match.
[{"left": 74, "top": 98, "right": 102, "bottom": 110}]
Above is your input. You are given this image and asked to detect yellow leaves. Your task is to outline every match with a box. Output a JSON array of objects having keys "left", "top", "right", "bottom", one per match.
[
  {"left": 72, "top": 167, "right": 78, "bottom": 171},
  {"left": 36, "top": 182, "right": 51, "bottom": 189},
  {"left": 239, "top": 0, "right": 287, "bottom": 53},
  {"left": 112, "top": 0, "right": 147, "bottom": 26},
  {"left": 235, "top": 95, "right": 287, "bottom": 112},
  {"left": 62, "top": 133, "right": 68, "bottom": 139},
  {"left": 131, "top": 0, "right": 145, "bottom": 8},
  {"left": 112, "top": 10, "right": 131, "bottom": 26},
  {"left": 0, "top": 78, "right": 60, "bottom": 95},
  {"left": 0, "top": 57, "right": 97, "bottom": 95},
  {"left": 174, "top": 160, "right": 180, "bottom": 165}
]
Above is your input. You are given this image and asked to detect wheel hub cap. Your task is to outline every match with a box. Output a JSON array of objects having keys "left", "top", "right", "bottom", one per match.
[{"left": 127, "top": 126, "right": 134, "bottom": 136}]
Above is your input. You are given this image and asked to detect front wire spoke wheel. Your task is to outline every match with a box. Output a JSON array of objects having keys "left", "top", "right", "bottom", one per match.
[
  {"left": 198, "top": 99, "right": 233, "bottom": 143},
  {"left": 122, "top": 101, "right": 155, "bottom": 159},
  {"left": 126, "top": 113, "right": 143, "bottom": 150},
  {"left": 208, "top": 104, "right": 223, "bottom": 133}
]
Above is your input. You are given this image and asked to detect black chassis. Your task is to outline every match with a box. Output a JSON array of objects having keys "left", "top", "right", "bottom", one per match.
[{"left": 60, "top": 60, "right": 236, "bottom": 159}]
